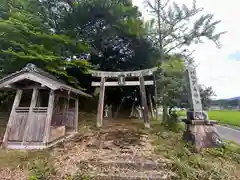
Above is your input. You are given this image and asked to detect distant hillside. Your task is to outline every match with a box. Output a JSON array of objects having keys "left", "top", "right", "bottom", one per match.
[
  {"left": 224, "top": 96, "right": 240, "bottom": 101},
  {"left": 211, "top": 96, "right": 240, "bottom": 109}
]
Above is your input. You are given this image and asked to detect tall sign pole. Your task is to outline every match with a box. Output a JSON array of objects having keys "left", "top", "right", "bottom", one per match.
[{"left": 184, "top": 64, "right": 223, "bottom": 152}]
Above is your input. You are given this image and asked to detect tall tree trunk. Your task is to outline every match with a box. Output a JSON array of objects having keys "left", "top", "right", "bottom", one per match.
[{"left": 162, "top": 102, "right": 168, "bottom": 122}]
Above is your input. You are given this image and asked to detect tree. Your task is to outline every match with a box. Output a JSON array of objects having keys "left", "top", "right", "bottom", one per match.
[
  {"left": 199, "top": 85, "right": 216, "bottom": 110},
  {"left": 144, "top": 0, "right": 225, "bottom": 57},
  {"left": 0, "top": 0, "right": 160, "bottom": 111},
  {"left": 0, "top": 0, "right": 90, "bottom": 88},
  {"left": 59, "top": 0, "right": 156, "bottom": 71},
  {"left": 144, "top": 0, "right": 225, "bottom": 120},
  {"left": 157, "top": 56, "right": 216, "bottom": 119}
]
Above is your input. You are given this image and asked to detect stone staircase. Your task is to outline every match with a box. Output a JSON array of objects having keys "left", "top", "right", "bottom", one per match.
[
  {"left": 77, "top": 158, "right": 175, "bottom": 180},
  {"left": 52, "top": 120, "right": 177, "bottom": 179}
]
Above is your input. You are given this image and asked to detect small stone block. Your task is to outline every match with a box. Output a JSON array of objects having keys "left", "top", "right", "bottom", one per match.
[{"left": 190, "top": 120, "right": 217, "bottom": 125}]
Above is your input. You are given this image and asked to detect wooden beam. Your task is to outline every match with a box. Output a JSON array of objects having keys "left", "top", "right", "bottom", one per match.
[
  {"left": 139, "top": 76, "right": 150, "bottom": 128},
  {"left": 22, "top": 88, "right": 39, "bottom": 144},
  {"left": 90, "top": 67, "right": 157, "bottom": 78},
  {"left": 6, "top": 83, "right": 48, "bottom": 90},
  {"left": 92, "top": 80, "right": 154, "bottom": 87},
  {"left": 43, "top": 90, "right": 55, "bottom": 144},
  {"left": 96, "top": 77, "right": 105, "bottom": 127},
  {"left": 55, "top": 90, "right": 77, "bottom": 100},
  {"left": 3, "top": 84, "right": 15, "bottom": 88},
  {"left": 21, "top": 84, "right": 48, "bottom": 90},
  {"left": 0, "top": 73, "right": 58, "bottom": 90},
  {"left": 75, "top": 98, "right": 79, "bottom": 132},
  {"left": 2, "top": 90, "right": 23, "bottom": 148}
]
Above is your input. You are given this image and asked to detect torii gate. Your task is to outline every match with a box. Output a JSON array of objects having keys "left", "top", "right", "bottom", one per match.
[
  {"left": 90, "top": 65, "right": 223, "bottom": 152},
  {"left": 90, "top": 68, "right": 158, "bottom": 128}
]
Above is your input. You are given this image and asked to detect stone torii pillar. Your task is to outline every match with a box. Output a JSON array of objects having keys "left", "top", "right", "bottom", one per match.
[
  {"left": 183, "top": 64, "right": 224, "bottom": 152},
  {"left": 97, "top": 77, "right": 106, "bottom": 127},
  {"left": 139, "top": 75, "right": 150, "bottom": 128}
]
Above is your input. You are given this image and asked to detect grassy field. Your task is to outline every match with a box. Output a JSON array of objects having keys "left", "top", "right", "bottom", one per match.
[
  {"left": 208, "top": 110, "right": 240, "bottom": 127},
  {"left": 177, "top": 110, "right": 240, "bottom": 127}
]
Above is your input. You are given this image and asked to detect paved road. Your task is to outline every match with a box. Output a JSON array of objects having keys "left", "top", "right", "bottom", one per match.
[{"left": 215, "top": 125, "right": 240, "bottom": 144}]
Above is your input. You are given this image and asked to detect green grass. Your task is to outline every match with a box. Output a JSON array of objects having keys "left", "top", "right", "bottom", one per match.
[
  {"left": 0, "top": 113, "right": 239, "bottom": 180},
  {"left": 177, "top": 110, "right": 240, "bottom": 127},
  {"left": 209, "top": 110, "right": 240, "bottom": 127},
  {"left": 148, "top": 121, "right": 240, "bottom": 180}
]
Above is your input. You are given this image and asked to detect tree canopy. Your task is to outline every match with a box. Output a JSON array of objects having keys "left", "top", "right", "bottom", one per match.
[
  {"left": 0, "top": 0, "right": 223, "bottom": 112},
  {"left": 0, "top": 0, "right": 90, "bottom": 88}
]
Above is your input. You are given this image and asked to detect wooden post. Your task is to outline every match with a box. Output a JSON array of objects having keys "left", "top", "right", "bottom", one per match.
[
  {"left": 75, "top": 97, "right": 79, "bottom": 132},
  {"left": 153, "top": 72, "right": 159, "bottom": 120},
  {"left": 43, "top": 90, "right": 55, "bottom": 144},
  {"left": 97, "top": 77, "right": 105, "bottom": 127},
  {"left": 148, "top": 93, "right": 154, "bottom": 119},
  {"left": 36, "top": 90, "right": 41, "bottom": 107},
  {"left": 139, "top": 75, "right": 150, "bottom": 128},
  {"left": 2, "top": 89, "right": 22, "bottom": 148},
  {"left": 22, "top": 88, "right": 39, "bottom": 144}
]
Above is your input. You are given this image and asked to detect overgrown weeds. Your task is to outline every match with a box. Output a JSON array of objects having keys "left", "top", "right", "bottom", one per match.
[
  {"left": 0, "top": 116, "right": 240, "bottom": 180},
  {"left": 0, "top": 150, "right": 49, "bottom": 168},
  {"left": 149, "top": 121, "right": 240, "bottom": 180},
  {"left": 28, "top": 157, "right": 55, "bottom": 180}
]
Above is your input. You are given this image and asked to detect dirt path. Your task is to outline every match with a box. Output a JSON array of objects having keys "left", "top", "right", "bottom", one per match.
[{"left": 52, "top": 119, "right": 175, "bottom": 179}]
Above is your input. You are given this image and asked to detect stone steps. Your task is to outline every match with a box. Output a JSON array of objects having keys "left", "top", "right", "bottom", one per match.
[
  {"left": 79, "top": 160, "right": 169, "bottom": 170},
  {"left": 88, "top": 172, "right": 172, "bottom": 180},
  {"left": 77, "top": 160, "right": 175, "bottom": 180}
]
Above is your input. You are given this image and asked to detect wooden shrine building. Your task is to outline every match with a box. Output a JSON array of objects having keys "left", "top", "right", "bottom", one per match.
[
  {"left": 0, "top": 64, "right": 91, "bottom": 149},
  {"left": 90, "top": 68, "right": 158, "bottom": 128}
]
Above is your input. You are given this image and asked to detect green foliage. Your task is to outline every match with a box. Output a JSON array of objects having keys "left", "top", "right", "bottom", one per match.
[
  {"left": 160, "top": 56, "right": 186, "bottom": 106},
  {"left": 145, "top": 0, "right": 226, "bottom": 56},
  {"left": 0, "top": 0, "right": 222, "bottom": 110},
  {"left": 150, "top": 121, "right": 240, "bottom": 180},
  {"left": 60, "top": 0, "right": 155, "bottom": 71},
  {"left": 28, "top": 158, "right": 55, "bottom": 180},
  {"left": 145, "top": 0, "right": 224, "bottom": 117},
  {"left": 154, "top": 55, "right": 188, "bottom": 110},
  {"left": 199, "top": 85, "right": 215, "bottom": 109},
  {"left": 0, "top": 0, "right": 90, "bottom": 88},
  {"left": 155, "top": 56, "right": 216, "bottom": 112}
]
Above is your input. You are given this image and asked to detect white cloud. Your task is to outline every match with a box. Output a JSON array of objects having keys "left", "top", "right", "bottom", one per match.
[{"left": 133, "top": 0, "right": 240, "bottom": 99}]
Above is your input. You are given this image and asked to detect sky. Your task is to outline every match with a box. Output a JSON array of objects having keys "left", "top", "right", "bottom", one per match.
[{"left": 132, "top": 0, "right": 240, "bottom": 99}]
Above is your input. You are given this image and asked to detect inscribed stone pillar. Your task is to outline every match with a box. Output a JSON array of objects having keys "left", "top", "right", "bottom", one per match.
[{"left": 184, "top": 64, "right": 224, "bottom": 152}]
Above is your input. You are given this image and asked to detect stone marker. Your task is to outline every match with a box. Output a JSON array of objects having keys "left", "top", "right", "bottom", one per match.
[
  {"left": 184, "top": 64, "right": 224, "bottom": 152},
  {"left": 104, "top": 105, "right": 109, "bottom": 118},
  {"left": 136, "top": 105, "right": 143, "bottom": 119}
]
